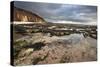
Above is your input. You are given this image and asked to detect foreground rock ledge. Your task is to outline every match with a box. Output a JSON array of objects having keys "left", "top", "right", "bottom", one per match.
[{"left": 14, "top": 33, "right": 97, "bottom": 65}]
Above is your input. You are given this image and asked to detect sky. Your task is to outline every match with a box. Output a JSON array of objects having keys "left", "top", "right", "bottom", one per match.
[{"left": 13, "top": 1, "right": 97, "bottom": 25}]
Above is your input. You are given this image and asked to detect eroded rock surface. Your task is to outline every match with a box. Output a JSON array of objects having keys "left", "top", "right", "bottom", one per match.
[{"left": 13, "top": 33, "right": 97, "bottom": 65}]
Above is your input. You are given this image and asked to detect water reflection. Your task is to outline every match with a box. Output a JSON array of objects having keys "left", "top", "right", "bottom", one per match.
[{"left": 59, "top": 34, "right": 84, "bottom": 44}]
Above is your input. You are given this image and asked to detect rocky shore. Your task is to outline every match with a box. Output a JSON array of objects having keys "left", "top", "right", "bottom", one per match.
[{"left": 13, "top": 33, "right": 97, "bottom": 65}]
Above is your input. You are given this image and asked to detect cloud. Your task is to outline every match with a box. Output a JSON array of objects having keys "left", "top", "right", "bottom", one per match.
[{"left": 14, "top": 1, "right": 97, "bottom": 25}]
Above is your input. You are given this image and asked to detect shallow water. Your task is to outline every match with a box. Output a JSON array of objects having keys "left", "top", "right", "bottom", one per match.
[
  {"left": 58, "top": 34, "right": 83, "bottom": 44},
  {"left": 59, "top": 33, "right": 96, "bottom": 45}
]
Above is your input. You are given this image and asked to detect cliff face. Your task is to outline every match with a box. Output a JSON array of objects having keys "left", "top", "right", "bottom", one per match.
[{"left": 12, "top": 7, "right": 46, "bottom": 23}]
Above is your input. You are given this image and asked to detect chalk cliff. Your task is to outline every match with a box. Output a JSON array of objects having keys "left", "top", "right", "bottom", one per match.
[{"left": 12, "top": 7, "right": 46, "bottom": 24}]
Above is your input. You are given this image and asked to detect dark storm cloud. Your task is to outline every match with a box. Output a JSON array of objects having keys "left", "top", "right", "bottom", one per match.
[{"left": 13, "top": 1, "right": 97, "bottom": 24}]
